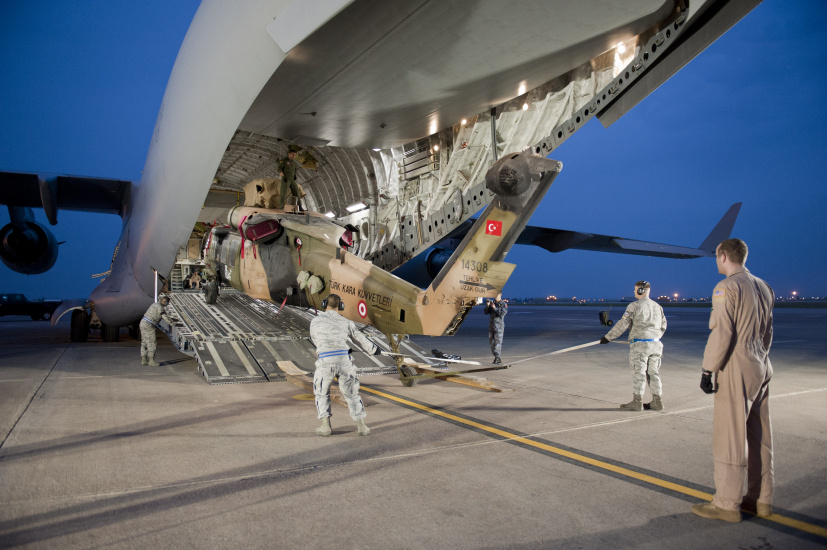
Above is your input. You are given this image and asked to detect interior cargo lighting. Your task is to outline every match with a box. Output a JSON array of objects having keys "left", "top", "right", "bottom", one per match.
[
  {"left": 461, "top": 119, "right": 467, "bottom": 125},
  {"left": 324, "top": 211, "right": 336, "bottom": 218},
  {"left": 522, "top": 103, "right": 529, "bottom": 110},
  {"left": 433, "top": 145, "right": 439, "bottom": 152},
  {"left": 346, "top": 202, "right": 367, "bottom": 213},
  {"left": 617, "top": 42, "right": 626, "bottom": 53}
]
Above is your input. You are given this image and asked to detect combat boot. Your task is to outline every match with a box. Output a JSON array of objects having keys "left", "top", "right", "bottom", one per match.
[
  {"left": 141, "top": 355, "right": 148, "bottom": 366},
  {"left": 316, "top": 417, "right": 332, "bottom": 436},
  {"left": 650, "top": 395, "right": 664, "bottom": 411},
  {"left": 493, "top": 355, "right": 502, "bottom": 365},
  {"left": 147, "top": 355, "right": 160, "bottom": 367},
  {"left": 741, "top": 499, "right": 772, "bottom": 517},
  {"left": 619, "top": 395, "right": 643, "bottom": 411},
  {"left": 691, "top": 503, "right": 741, "bottom": 523},
  {"left": 356, "top": 419, "right": 371, "bottom": 436}
]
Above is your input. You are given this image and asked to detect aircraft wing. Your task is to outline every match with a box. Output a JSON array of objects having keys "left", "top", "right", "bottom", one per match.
[
  {"left": 392, "top": 203, "right": 741, "bottom": 288},
  {"left": 0, "top": 171, "right": 129, "bottom": 222},
  {"left": 519, "top": 202, "right": 742, "bottom": 259}
]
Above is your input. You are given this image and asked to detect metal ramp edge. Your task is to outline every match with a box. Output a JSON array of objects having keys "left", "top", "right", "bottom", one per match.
[{"left": 161, "top": 290, "right": 460, "bottom": 385}]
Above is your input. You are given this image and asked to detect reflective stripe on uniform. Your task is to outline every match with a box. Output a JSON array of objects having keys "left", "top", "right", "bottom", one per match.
[{"left": 318, "top": 349, "right": 349, "bottom": 358}]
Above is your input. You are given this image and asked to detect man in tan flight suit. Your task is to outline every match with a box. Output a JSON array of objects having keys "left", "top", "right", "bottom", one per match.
[
  {"left": 691, "top": 239, "right": 774, "bottom": 523},
  {"left": 600, "top": 281, "right": 667, "bottom": 411}
]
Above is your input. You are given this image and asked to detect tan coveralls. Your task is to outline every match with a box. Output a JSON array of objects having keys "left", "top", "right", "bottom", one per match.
[{"left": 702, "top": 267, "right": 774, "bottom": 511}]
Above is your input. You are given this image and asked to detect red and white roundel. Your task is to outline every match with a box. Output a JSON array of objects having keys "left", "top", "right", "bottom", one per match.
[{"left": 357, "top": 300, "right": 368, "bottom": 318}]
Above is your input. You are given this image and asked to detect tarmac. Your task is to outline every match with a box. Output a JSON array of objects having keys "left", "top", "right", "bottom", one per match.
[{"left": 0, "top": 305, "right": 825, "bottom": 549}]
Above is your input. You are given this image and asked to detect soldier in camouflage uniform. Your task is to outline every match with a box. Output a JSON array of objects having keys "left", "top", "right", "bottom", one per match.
[
  {"left": 140, "top": 295, "right": 171, "bottom": 367},
  {"left": 600, "top": 281, "right": 667, "bottom": 411},
  {"left": 310, "top": 294, "right": 381, "bottom": 436},
  {"left": 484, "top": 293, "right": 508, "bottom": 364},
  {"left": 277, "top": 150, "right": 300, "bottom": 210}
]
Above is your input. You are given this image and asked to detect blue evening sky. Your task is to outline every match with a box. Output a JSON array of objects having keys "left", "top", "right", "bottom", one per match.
[{"left": 1, "top": 1, "right": 825, "bottom": 301}]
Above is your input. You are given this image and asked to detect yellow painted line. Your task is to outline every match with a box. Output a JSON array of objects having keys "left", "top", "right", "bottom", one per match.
[{"left": 362, "top": 385, "right": 827, "bottom": 539}]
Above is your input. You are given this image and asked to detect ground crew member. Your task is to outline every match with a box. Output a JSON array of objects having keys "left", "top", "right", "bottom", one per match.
[
  {"left": 691, "top": 239, "right": 774, "bottom": 523},
  {"left": 484, "top": 293, "right": 507, "bottom": 364},
  {"left": 310, "top": 294, "right": 381, "bottom": 436},
  {"left": 600, "top": 281, "right": 667, "bottom": 411},
  {"left": 278, "top": 149, "right": 300, "bottom": 210},
  {"left": 140, "top": 295, "right": 171, "bottom": 367}
]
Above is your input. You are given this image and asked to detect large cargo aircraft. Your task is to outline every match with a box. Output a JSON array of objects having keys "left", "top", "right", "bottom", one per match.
[{"left": 0, "top": 0, "right": 759, "bottom": 342}]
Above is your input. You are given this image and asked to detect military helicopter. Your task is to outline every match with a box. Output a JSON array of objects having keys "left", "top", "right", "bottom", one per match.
[{"left": 201, "top": 152, "right": 560, "bottom": 381}]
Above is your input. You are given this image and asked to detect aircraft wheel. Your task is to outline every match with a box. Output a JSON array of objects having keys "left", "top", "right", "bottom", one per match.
[
  {"left": 43, "top": 312, "right": 51, "bottom": 321},
  {"left": 70, "top": 310, "right": 90, "bottom": 342},
  {"left": 101, "top": 322, "right": 120, "bottom": 342},
  {"left": 400, "top": 365, "right": 418, "bottom": 388},
  {"left": 204, "top": 282, "right": 218, "bottom": 304},
  {"left": 607, "top": 320, "right": 613, "bottom": 326},
  {"left": 128, "top": 321, "right": 141, "bottom": 340}
]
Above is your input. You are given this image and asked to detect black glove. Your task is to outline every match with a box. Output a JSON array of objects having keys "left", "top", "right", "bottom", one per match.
[
  {"left": 599, "top": 337, "right": 610, "bottom": 344},
  {"left": 348, "top": 349, "right": 354, "bottom": 355},
  {"left": 373, "top": 347, "right": 382, "bottom": 356},
  {"left": 700, "top": 370, "right": 716, "bottom": 394}
]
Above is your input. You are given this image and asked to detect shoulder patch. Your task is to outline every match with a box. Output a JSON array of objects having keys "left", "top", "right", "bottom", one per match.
[{"left": 713, "top": 288, "right": 726, "bottom": 299}]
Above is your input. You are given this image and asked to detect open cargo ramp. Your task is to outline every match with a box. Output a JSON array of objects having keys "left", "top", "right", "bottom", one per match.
[{"left": 163, "top": 290, "right": 406, "bottom": 384}]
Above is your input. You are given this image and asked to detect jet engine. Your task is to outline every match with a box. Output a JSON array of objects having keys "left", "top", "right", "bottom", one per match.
[{"left": 0, "top": 214, "right": 58, "bottom": 275}]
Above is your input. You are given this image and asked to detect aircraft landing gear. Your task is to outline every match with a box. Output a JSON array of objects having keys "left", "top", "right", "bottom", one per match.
[
  {"left": 203, "top": 281, "right": 219, "bottom": 304},
  {"left": 70, "top": 309, "right": 90, "bottom": 342},
  {"left": 101, "top": 322, "right": 120, "bottom": 342},
  {"left": 386, "top": 333, "right": 418, "bottom": 387}
]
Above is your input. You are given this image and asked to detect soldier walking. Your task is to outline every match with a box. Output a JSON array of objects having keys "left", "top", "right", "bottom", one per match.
[
  {"left": 691, "top": 239, "right": 774, "bottom": 523},
  {"left": 310, "top": 294, "right": 381, "bottom": 436},
  {"left": 600, "top": 281, "right": 667, "bottom": 411},
  {"left": 484, "top": 293, "right": 508, "bottom": 364}
]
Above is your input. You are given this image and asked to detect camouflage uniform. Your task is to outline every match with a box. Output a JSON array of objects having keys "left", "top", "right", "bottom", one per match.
[
  {"left": 277, "top": 155, "right": 299, "bottom": 209},
  {"left": 604, "top": 297, "right": 667, "bottom": 397},
  {"left": 703, "top": 268, "right": 774, "bottom": 512},
  {"left": 484, "top": 300, "right": 508, "bottom": 359},
  {"left": 140, "top": 301, "right": 167, "bottom": 361},
  {"left": 309, "top": 310, "right": 378, "bottom": 421}
]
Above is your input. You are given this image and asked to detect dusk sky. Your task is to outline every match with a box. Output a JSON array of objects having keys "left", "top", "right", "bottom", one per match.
[{"left": 1, "top": 1, "right": 825, "bottom": 302}]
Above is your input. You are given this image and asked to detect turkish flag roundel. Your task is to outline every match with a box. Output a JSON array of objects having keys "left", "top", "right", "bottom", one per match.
[{"left": 485, "top": 220, "right": 502, "bottom": 236}]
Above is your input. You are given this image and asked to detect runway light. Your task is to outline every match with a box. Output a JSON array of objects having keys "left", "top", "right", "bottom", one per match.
[
  {"left": 345, "top": 202, "right": 367, "bottom": 213},
  {"left": 324, "top": 211, "right": 335, "bottom": 218}
]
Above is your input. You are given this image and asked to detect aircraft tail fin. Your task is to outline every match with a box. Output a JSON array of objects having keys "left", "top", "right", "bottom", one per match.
[
  {"left": 417, "top": 153, "right": 562, "bottom": 336},
  {"left": 698, "top": 202, "right": 742, "bottom": 253}
]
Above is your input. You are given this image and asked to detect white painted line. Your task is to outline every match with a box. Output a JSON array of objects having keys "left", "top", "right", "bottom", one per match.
[
  {"left": 230, "top": 341, "right": 257, "bottom": 375},
  {"left": 204, "top": 342, "right": 230, "bottom": 377}
]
